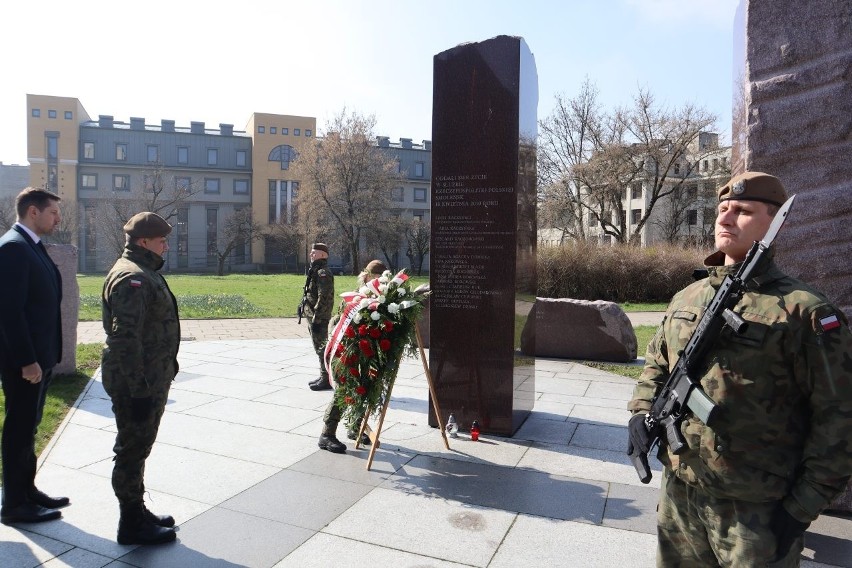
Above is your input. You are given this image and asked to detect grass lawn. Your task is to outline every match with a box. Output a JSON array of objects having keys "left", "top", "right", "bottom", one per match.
[
  {"left": 581, "top": 324, "right": 656, "bottom": 380},
  {"left": 78, "top": 273, "right": 432, "bottom": 321},
  {"left": 0, "top": 343, "right": 103, "bottom": 484}
]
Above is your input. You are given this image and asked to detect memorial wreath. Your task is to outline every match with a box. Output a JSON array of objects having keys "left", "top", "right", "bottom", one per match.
[{"left": 324, "top": 269, "right": 429, "bottom": 431}]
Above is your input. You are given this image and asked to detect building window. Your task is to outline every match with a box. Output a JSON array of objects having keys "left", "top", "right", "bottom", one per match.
[
  {"left": 175, "top": 176, "right": 191, "bottom": 194},
  {"left": 177, "top": 146, "right": 189, "bottom": 164},
  {"left": 233, "top": 208, "right": 247, "bottom": 264},
  {"left": 674, "top": 162, "right": 681, "bottom": 175},
  {"left": 84, "top": 206, "right": 97, "bottom": 270},
  {"left": 391, "top": 187, "right": 404, "bottom": 202},
  {"left": 236, "top": 150, "right": 247, "bottom": 167},
  {"left": 116, "top": 144, "right": 127, "bottom": 161},
  {"left": 83, "top": 142, "right": 95, "bottom": 159},
  {"left": 414, "top": 187, "right": 427, "bottom": 202},
  {"left": 631, "top": 182, "right": 642, "bottom": 200},
  {"left": 414, "top": 162, "right": 424, "bottom": 177},
  {"left": 270, "top": 127, "right": 277, "bottom": 134},
  {"left": 113, "top": 174, "right": 130, "bottom": 191},
  {"left": 64, "top": 111, "right": 73, "bottom": 120},
  {"left": 47, "top": 166, "right": 58, "bottom": 191},
  {"left": 48, "top": 110, "right": 57, "bottom": 118},
  {"left": 631, "top": 209, "right": 641, "bottom": 224},
  {"left": 207, "top": 148, "right": 218, "bottom": 165},
  {"left": 721, "top": 156, "right": 728, "bottom": 168},
  {"left": 686, "top": 184, "right": 698, "bottom": 199},
  {"left": 282, "top": 128, "right": 289, "bottom": 135},
  {"left": 687, "top": 209, "right": 698, "bottom": 226},
  {"left": 81, "top": 174, "right": 97, "bottom": 189},
  {"left": 32, "top": 108, "right": 40, "bottom": 117},
  {"left": 234, "top": 179, "right": 249, "bottom": 194},
  {"left": 206, "top": 208, "right": 218, "bottom": 266},
  {"left": 269, "top": 145, "right": 296, "bottom": 170},
  {"left": 147, "top": 144, "right": 159, "bottom": 163},
  {"left": 205, "top": 178, "right": 220, "bottom": 194},
  {"left": 413, "top": 211, "right": 425, "bottom": 221},
  {"left": 712, "top": 158, "right": 719, "bottom": 170},
  {"left": 258, "top": 126, "right": 265, "bottom": 134},
  {"left": 177, "top": 208, "right": 188, "bottom": 268},
  {"left": 294, "top": 128, "right": 301, "bottom": 136},
  {"left": 305, "top": 129, "right": 312, "bottom": 137},
  {"left": 702, "top": 160, "right": 709, "bottom": 172}
]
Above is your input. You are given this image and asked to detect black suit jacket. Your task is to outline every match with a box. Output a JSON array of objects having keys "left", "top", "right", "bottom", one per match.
[{"left": 0, "top": 224, "right": 63, "bottom": 371}]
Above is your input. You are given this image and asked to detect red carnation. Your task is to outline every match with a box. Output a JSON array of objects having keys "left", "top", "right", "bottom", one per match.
[
  {"left": 359, "top": 339, "right": 374, "bottom": 357},
  {"left": 345, "top": 396, "right": 354, "bottom": 404},
  {"left": 369, "top": 327, "right": 381, "bottom": 339},
  {"left": 383, "top": 321, "right": 394, "bottom": 332},
  {"left": 355, "top": 386, "right": 367, "bottom": 395},
  {"left": 338, "top": 376, "right": 346, "bottom": 384},
  {"left": 379, "top": 338, "right": 391, "bottom": 352},
  {"left": 358, "top": 324, "right": 368, "bottom": 336},
  {"left": 344, "top": 326, "right": 356, "bottom": 338},
  {"left": 336, "top": 344, "right": 344, "bottom": 355},
  {"left": 349, "top": 367, "right": 360, "bottom": 377}
]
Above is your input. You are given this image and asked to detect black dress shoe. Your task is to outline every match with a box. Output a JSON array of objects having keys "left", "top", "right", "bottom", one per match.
[
  {"left": 318, "top": 434, "right": 346, "bottom": 453},
  {"left": 28, "top": 488, "right": 70, "bottom": 509},
  {"left": 1, "top": 502, "right": 62, "bottom": 525},
  {"left": 309, "top": 378, "right": 332, "bottom": 391}
]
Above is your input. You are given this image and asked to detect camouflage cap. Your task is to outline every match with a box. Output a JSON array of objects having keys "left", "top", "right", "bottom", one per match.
[
  {"left": 124, "top": 212, "right": 172, "bottom": 238},
  {"left": 365, "top": 259, "right": 387, "bottom": 275},
  {"left": 311, "top": 242, "right": 329, "bottom": 253},
  {"left": 717, "top": 171, "right": 787, "bottom": 207}
]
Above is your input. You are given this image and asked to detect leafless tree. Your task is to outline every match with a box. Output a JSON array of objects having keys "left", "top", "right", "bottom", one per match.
[
  {"left": 0, "top": 195, "right": 16, "bottom": 232},
  {"left": 213, "top": 208, "right": 263, "bottom": 276},
  {"left": 267, "top": 219, "right": 304, "bottom": 272},
  {"left": 292, "top": 108, "right": 399, "bottom": 274},
  {"left": 368, "top": 212, "right": 407, "bottom": 271},
  {"left": 405, "top": 218, "right": 430, "bottom": 275}
]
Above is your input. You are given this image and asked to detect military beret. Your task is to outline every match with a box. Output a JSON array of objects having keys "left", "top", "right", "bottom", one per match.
[
  {"left": 312, "top": 242, "right": 329, "bottom": 253},
  {"left": 365, "top": 259, "right": 387, "bottom": 275},
  {"left": 717, "top": 171, "right": 787, "bottom": 207},
  {"left": 124, "top": 212, "right": 172, "bottom": 238}
]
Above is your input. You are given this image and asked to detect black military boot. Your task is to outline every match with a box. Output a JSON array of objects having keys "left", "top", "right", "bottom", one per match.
[
  {"left": 118, "top": 503, "right": 177, "bottom": 545},
  {"left": 318, "top": 433, "right": 346, "bottom": 453},
  {"left": 143, "top": 504, "right": 176, "bottom": 528},
  {"left": 309, "top": 376, "right": 332, "bottom": 391}
]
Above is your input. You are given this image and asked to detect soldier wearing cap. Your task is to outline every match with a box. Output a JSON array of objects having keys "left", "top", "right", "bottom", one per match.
[
  {"left": 101, "top": 211, "right": 180, "bottom": 545},
  {"left": 304, "top": 243, "right": 335, "bottom": 392},
  {"left": 628, "top": 172, "right": 852, "bottom": 566}
]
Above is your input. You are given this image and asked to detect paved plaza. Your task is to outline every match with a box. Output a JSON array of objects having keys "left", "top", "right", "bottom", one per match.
[{"left": 1, "top": 315, "right": 849, "bottom": 567}]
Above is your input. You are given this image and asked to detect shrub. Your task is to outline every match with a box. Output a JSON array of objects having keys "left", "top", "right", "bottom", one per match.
[{"left": 538, "top": 241, "right": 708, "bottom": 302}]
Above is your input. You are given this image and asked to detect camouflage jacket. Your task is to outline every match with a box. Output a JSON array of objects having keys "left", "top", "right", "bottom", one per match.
[
  {"left": 629, "top": 254, "right": 852, "bottom": 522},
  {"left": 303, "top": 259, "right": 334, "bottom": 323},
  {"left": 101, "top": 244, "right": 180, "bottom": 398}
]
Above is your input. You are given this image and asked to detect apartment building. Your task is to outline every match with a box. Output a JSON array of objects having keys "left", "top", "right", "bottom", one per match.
[{"left": 26, "top": 94, "right": 431, "bottom": 272}]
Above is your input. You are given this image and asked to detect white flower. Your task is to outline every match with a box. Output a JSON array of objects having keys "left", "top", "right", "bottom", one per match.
[
  {"left": 388, "top": 303, "right": 400, "bottom": 314},
  {"left": 379, "top": 276, "right": 389, "bottom": 284},
  {"left": 359, "top": 298, "right": 371, "bottom": 309},
  {"left": 377, "top": 295, "right": 386, "bottom": 304},
  {"left": 353, "top": 313, "right": 362, "bottom": 323},
  {"left": 391, "top": 277, "right": 404, "bottom": 286},
  {"left": 378, "top": 283, "right": 388, "bottom": 294},
  {"left": 359, "top": 286, "right": 370, "bottom": 296},
  {"left": 370, "top": 311, "right": 381, "bottom": 321}
]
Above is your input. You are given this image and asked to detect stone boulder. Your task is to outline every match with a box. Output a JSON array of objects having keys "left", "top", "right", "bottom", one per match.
[
  {"left": 521, "top": 298, "right": 637, "bottom": 362},
  {"left": 46, "top": 243, "right": 79, "bottom": 375}
]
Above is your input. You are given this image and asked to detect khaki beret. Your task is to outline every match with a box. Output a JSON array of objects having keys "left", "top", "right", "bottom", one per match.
[
  {"left": 365, "top": 260, "right": 387, "bottom": 275},
  {"left": 124, "top": 212, "right": 172, "bottom": 238},
  {"left": 312, "top": 242, "right": 329, "bottom": 253},
  {"left": 717, "top": 171, "right": 787, "bottom": 207}
]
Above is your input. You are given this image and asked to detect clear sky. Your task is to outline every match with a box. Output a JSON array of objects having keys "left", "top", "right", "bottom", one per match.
[{"left": 0, "top": 0, "right": 740, "bottom": 165}]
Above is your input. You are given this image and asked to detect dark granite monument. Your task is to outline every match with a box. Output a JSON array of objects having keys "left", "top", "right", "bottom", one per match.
[{"left": 428, "top": 35, "right": 537, "bottom": 436}]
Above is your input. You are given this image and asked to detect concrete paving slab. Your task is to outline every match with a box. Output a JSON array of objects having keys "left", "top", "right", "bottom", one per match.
[
  {"left": 518, "top": 442, "right": 660, "bottom": 487},
  {"left": 40, "top": 424, "right": 116, "bottom": 470},
  {"left": 170, "top": 373, "right": 282, "bottom": 400},
  {"left": 571, "top": 422, "right": 628, "bottom": 453},
  {"left": 602, "top": 482, "right": 659, "bottom": 534},
  {"left": 0, "top": 526, "right": 73, "bottom": 568},
  {"left": 42, "top": 547, "right": 113, "bottom": 567},
  {"left": 181, "top": 397, "right": 318, "bottom": 432},
  {"left": 513, "top": 416, "right": 578, "bottom": 445}
]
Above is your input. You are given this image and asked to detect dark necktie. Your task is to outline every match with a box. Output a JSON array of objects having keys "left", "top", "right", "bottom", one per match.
[{"left": 37, "top": 241, "right": 49, "bottom": 257}]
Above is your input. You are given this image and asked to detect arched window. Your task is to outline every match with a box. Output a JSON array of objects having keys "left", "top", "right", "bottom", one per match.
[{"left": 269, "top": 145, "right": 297, "bottom": 170}]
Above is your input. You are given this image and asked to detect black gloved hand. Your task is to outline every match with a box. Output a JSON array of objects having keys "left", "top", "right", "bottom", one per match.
[
  {"left": 627, "top": 413, "right": 650, "bottom": 456},
  {"left": 770, "top": 504, "right": 810, "bottom": 560},
  {"left": 130, "top": 396, "right": 154, "bottom": 422}
]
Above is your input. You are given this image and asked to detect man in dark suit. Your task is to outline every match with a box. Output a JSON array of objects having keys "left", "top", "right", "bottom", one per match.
[{"left": 0, "top": 187, "right": 67, "bottom": 525}]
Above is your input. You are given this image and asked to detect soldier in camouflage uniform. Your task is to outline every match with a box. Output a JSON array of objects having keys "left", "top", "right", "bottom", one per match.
[
  {"left": 628, "top": 172, "right": 852, "bottom": 567},
  {"left": 101, "top": 212, "right": 180, "bottom": 545},
  {"left": 305, "top": 243, "right": 335, "bottom": 391}
]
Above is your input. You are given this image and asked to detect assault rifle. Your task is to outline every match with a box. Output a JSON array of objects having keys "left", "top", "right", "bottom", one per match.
[
  {"left": 297, "top": 266, "right": 312, "bottom": 325},
  {"left": 630, "top": 195, "right": 795, "bottom": 484}
]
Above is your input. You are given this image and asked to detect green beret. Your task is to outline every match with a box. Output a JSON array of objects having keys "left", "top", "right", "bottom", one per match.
[
  {"left": 312, "top": 242, "right": 329, "bottom": 253},
  {"left": 124, "top": 212, "right": 172, "bottom": 238},
  {"left": 717, "top": 171, "right": 787, "bottom": 207}
]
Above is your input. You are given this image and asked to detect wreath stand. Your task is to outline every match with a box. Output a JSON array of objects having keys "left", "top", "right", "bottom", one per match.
[{"left": 355, "top": 322, "right": 450, "bottom": 470}]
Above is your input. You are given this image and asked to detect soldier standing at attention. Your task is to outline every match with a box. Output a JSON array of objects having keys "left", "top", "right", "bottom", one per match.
[
  {"left": 305, "top": 243, "right": 335, "bottom": 391},
  {"left": 101, "top": 212, "right": 180, "bottom": 545},
  {"left": 628, "top": 172, "right": 852, "bottom": 567}
]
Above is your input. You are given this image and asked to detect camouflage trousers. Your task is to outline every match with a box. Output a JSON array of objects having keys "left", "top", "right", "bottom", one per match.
[
  {"left": 310, "top": 320, "right": 330, "bottom": 381},
  {"left": 105, "top": 380, "right": 171, "bottom": 507},
  {"left": 657, "top": 468, "right": 803, "bottom": 567}
]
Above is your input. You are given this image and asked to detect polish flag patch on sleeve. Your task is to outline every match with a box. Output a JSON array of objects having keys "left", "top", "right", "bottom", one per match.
[
  {"left": 129, "top": 279, "right": 142, "bottom": 288},
  {"left": 819, "top": 314, "right": 840, "bottom": 332}
]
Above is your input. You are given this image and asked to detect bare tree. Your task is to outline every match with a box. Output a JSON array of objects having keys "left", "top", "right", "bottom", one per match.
[
  {"left": 292, "top": 108, "right": 399, "bottom": 274},
  {"left": 0, "top": 195, "right": 15, "bottom": 232},
  {"left": 538, "top": 82, "right": 718, "bottom": 245},
  {"left": 368, "top": 212, "right": 407, "bottom": 271},
  {"left": 45, "top": 200, "right": 80, "bottom": 245},
  {"left": 405, "top": 218, "right": 430, "bottom": 275},
  {"left": 267, "top": 219, "right": 304, "bottom": 272},
  {"left": 213, "top": 208, "right": 263, "bottom": 276}
]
